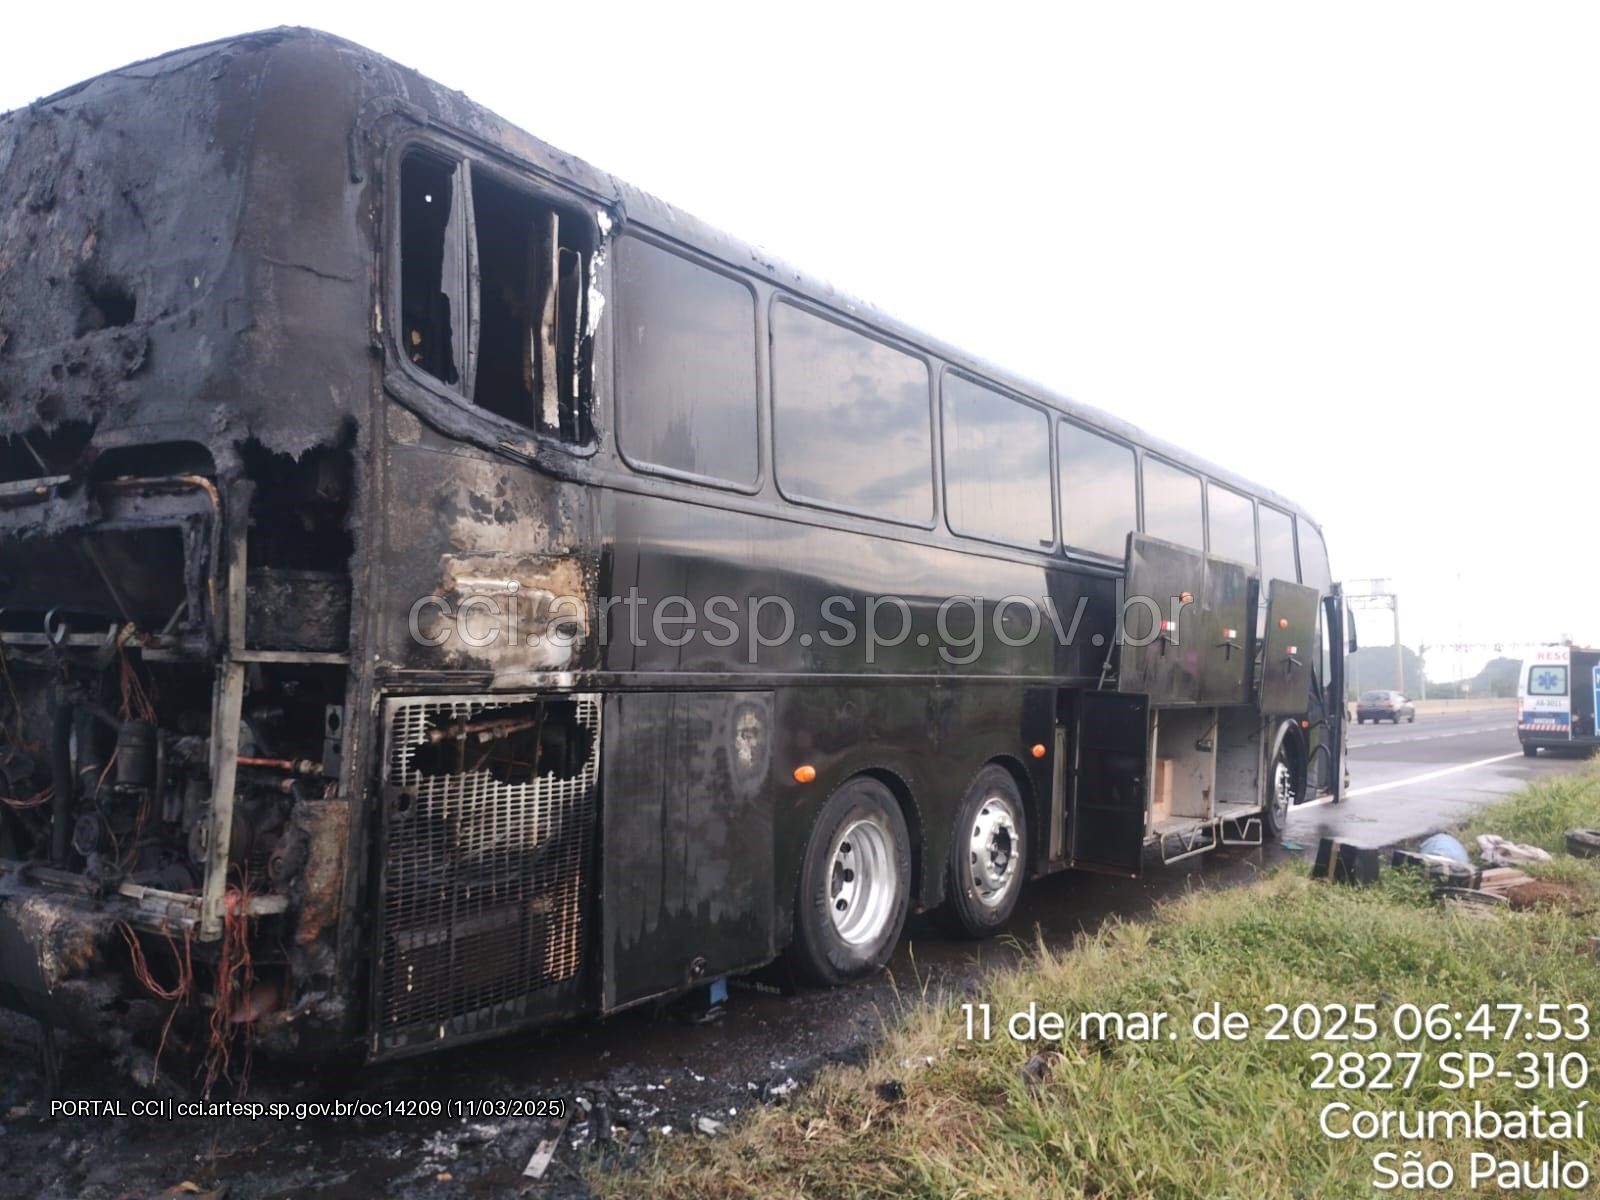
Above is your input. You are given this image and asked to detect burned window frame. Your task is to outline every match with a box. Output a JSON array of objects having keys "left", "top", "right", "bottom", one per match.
[{"left": 388, "top": 138, "right": 601, "bottom": 455}]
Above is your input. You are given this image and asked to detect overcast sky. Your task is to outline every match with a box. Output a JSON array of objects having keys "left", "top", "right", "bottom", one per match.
[{"left": 6, "top": 2, "right": 1597, "bottom": 681}]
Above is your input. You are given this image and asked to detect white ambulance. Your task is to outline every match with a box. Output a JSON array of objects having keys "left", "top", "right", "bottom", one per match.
[{"left": 1517, "top": 644, "right": 1600, "bottom": 756}]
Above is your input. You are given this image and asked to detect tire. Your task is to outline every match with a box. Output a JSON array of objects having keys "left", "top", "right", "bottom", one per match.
[
  {"left": 941, "top": 765, "right": 1028, "bottom": 939},
  {"left": 1357, "top": 717, "right": 1365, "bottom": 725},
  {"left": 786, "top": 776, "right": 912, "bottom": 988},
  {"left": 1407, "top": 713, "right": 1415, "bottom": 724},
  {"left": 1565, "top": 829, "right": 1600, "bottom": 859},
  {"left": 1262, "top": 733, "right": 1301, "bottom": 841},
  {"left": 1523, "top": 744, "right": 1539, "bottom": 758}
]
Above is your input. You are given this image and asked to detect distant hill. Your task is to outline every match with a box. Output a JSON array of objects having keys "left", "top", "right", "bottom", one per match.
[
  {"left": 1347, "top": 645, "right": 1423, "bottom": 696},
  {"left": 1428, "top": 656, "right": 1522, "bottom": 699},
  {"left": 1345, "top": 650, "right": 1523, "bottom": 699}
]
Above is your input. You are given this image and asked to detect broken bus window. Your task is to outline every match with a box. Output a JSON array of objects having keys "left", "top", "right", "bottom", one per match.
[
  {"left": 399, "top": 150, "right": 594, "bottom": 443},
  {"left": 399, "top": 152, "right": 462, "bottom": 386}
]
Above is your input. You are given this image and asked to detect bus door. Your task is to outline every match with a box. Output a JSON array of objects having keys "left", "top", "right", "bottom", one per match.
[{"left": 1316, "top": 585, "right": 1349, "bottom": 801}]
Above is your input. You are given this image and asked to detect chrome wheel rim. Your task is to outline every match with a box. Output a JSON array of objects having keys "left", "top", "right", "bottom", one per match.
[
  {"left": 828, "top": 816, "right": 897, "bottom": 946},
  {"left": 1271, "top": 756, "right": 1294, "bottom": 824},
  {"left": 968, "top": 795, "right": 1021, "bottom": 908}
]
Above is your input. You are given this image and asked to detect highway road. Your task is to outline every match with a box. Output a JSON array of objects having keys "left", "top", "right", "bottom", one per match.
[{"left": 1288, "top": 702, "right": 1584, "bottom": 847}]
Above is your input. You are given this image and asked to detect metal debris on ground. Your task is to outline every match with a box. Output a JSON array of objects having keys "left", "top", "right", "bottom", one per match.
[
  {"left": 522, "top": 1112, "right": 571, "bottom": 1181},
  {"left": 1390, "top": 849, "right": 1481, "bottom": 890}
]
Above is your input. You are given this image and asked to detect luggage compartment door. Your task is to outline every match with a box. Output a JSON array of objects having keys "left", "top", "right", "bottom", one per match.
[
  {"left": 1197, "top": 555, "right": 1256, "bottom": 705},
  {"left": 1260, "top": 581, "right": 1319, "bottom": 715},
  {"left": 1118, "top": 534, "right": 1204, "bottom": 704},
  {"left": 601, "top": 691, "right": 775, "bottom": 1011},
  {"left": 1069, "top": 691, "right": 1150, "bottom": 876}
]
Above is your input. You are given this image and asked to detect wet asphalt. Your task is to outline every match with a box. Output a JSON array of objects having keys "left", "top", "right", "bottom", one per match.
[{"left": 0, "top": 702, "right": 1590, "bottom": 1198}]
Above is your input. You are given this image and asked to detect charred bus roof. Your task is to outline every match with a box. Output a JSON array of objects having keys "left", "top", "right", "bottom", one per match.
[{"left": 1, "top": 25, "right": 1323, "bottom": 535}]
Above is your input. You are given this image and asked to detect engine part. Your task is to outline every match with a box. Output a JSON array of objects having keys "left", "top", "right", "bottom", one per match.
[{"left": 115, "top": 720, "right": 157, "bottom": 788}]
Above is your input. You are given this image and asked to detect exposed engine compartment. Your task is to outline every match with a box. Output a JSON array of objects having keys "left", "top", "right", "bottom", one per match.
[{"left": 0, "top": 422, "right": 358, "bottom": 1083}]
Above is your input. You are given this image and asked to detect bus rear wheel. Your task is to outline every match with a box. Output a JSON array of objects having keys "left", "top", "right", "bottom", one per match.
[
  {"left": 786, "top": 776, "right": 911, "bottom": 988},
  {"left": 941, "top": 766, "right": 1027, "bottom": 938}
]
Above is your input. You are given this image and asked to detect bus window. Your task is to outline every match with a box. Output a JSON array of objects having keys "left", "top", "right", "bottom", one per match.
[
  {"left": 772, "top": 302, "right": 932, "bottom": 524},
  {"left": 398, "top": 151, "right": 595, "bottom": 443},
  {"left": 614, "top": 237, "right": 759, "bottom": 488},
  {"left": 470, "top": 169, "right": 594, "bottom": 443},
  {"left": 1300, "top": 521, "right": 1332, "bottom": 596},
  {"left": 399, "top": 151, "right": 463, "bottom": 387},
  {"left": 1057, "top": 422, "right": 1136, "bottom": 558},
  {"left": 942, "top": 374, "right": 1052, "bottom": 548},
  {"left": 1260, "top": 504, "right": 1298, "bottom": 583},
  {"left": 1142, "top": 456, "right": 1203, "bottom": 550},
  {"left": 1207, "top": 482, "right": 1256, "bottom": 566}
]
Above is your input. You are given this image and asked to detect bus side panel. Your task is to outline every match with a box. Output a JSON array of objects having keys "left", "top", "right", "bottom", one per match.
[
  {"left": 597, "top": 488, "right": 1114, "bottom": 683},
  {"left": 600, "top": 691, "right": 775, "bottom": 1011}
]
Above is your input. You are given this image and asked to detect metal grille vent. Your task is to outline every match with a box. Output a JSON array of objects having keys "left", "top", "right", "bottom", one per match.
[{"left": 375, "top": 692, "right": 599, "bottom": 1053}]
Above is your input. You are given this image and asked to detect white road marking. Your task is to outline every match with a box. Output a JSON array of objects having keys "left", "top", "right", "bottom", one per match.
[
  {"left": 1342, "top": 752, "right": 1523, "bottom": 799},
  {"left": 1348, "top": 723, "right": 1509, "bottom": 750}
]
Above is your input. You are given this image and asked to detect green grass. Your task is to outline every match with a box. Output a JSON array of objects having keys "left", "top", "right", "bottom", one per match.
[
  {"left": 599, "top": 769, "right": 1600, "bottom": 1199},
  {"left": 1463, "top": 769, "right": 1600, "bottom": 852}
]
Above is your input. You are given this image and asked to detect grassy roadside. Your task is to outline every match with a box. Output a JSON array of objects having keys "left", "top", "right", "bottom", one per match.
[{"left": 599, "top": 770, "right": 1600, "bottom": 1199}]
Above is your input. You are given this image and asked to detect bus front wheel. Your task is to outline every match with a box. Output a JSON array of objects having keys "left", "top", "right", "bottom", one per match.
[
  {"left": 786, "top": 776, "right": 912, "bottom": 988},
  {"left": 941, "top": 765, "right": 1027, "bottom": 939},
  {"left": 1262, "top": 735, "right": 1301, "bottom": 841}
]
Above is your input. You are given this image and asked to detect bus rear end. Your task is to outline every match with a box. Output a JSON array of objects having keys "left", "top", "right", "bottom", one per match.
[{"left": 0, "top": 31, "right": 381, "bottom": 1078}]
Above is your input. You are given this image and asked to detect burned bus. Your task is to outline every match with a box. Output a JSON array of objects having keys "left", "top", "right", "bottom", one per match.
[{"left": 0, "top": 29, "right": 1349, "bottom": 1073}]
